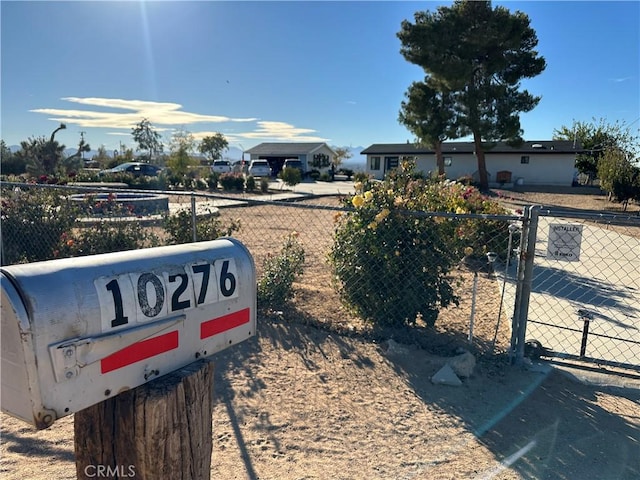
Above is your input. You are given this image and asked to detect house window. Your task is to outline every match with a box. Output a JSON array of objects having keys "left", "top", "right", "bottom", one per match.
[
  {"left": 521, "top": 155, "right": 530, "bottom": 164},
  {"left": 385, "top": 156, "right": 399, "bottom": 170},
  {"left": 443, "top": 156, "right": 452, "bottom": 167},
  {"left": 370, "top": 156, "right": 381, "bottom": 170}
]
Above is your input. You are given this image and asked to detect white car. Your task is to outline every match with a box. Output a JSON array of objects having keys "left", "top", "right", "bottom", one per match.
[
  {"left": 248, "top": 159, "right": 272, "bottom": 177},
  {"left": 211, "top": 160, "right": 232, "bottom": 174}
]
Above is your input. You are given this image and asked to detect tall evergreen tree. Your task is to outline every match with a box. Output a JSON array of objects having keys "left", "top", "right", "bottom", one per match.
[
  {"left": 398, "top": 0, "right": 546, "bottom": 190},
  {"left": 398, "top": 79, "right": 459, "bottom": 175}
]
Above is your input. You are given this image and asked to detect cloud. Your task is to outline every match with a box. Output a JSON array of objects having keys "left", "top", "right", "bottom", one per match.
[
  {"left": 609, "top": 77, "right": 633, "bottom": 83},
  {"left": 30, "top": 97, "right": 328, "bottom": 145},
  {"left": 30, "top": 97, "right": 257, "bottom": 130},
  {"left": 235, "top": 121, "right": 329, "bottom": 142}
]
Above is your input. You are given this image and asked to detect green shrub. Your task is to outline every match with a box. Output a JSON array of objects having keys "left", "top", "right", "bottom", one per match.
[
  {"left": 57, "top": 220, "right": 159, "bottom": 258},
  {"left": 353, "top": 171, "right": 369, "bottom": 183},
  {"left": 0, "top": 186, "right": 79, "bottom": 265},
  {"left": 339, "top": 168, "right": 354, "bottom": 180},
  {"left": 319, "top": 172, "right": 332, "bottom": 182},
  {"left": 1, "top": 155, "right": 27, "bottom": 175},
  {"left": 330, "top": 160, "right": 510, "bottom": 328},
  {"left": 260, "top": 178, "right": 270, "bottom": 193},
  {"left": 207, "top": 172, "right": 219, "bottom": 190},
  {"left": 308, "top": 169, "right": 321, "bottom": 180},
  {"left": 245, "top": 175, "right": 256, "bottom": 192},
  {"left": 280, "top": 167, "right": 302, "bottom": 186},
  {"left": 163, "top": 208, "right": 241, "bottom": 244},
  {"left": 219, "top": 172, "right": 244, "bottom": 191},
  {"left": 257, "top": 233, "right": 305, "bottom": 310}
]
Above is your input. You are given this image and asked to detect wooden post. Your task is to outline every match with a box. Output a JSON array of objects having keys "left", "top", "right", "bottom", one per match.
[{"left": 74, "top": 359, "right": 214, "bottom": 480}]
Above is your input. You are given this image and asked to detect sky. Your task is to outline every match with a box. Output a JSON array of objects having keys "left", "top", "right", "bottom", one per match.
[{"left": 1, "top": 0, "right": 639, "bottom": 157}]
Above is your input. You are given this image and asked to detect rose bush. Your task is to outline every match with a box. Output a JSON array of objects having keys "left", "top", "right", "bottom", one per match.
[{"left": 329, "top": 160, "right": 511, "bottom": 327}]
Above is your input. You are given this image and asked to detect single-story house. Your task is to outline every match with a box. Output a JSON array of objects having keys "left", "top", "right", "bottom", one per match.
[
  {"left": 245, "top": 142, "right": 337, "bottom": 176},
  {"left": 360, "top": 140, "right": 582, "bottom": 187}
]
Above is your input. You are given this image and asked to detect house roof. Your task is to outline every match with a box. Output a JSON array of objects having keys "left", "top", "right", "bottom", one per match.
[
  {"left": 245, "top": 142, "right": 336, "bottom": 156},
  {"left": 361, "top": 140, "right": 581, "bottom": 155}
]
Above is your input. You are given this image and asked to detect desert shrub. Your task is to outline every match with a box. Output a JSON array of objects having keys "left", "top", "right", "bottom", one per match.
[
  {"left": 257, "top": 232, "right": 305, "bottom": 310},
  {"left": 319, "top": 172, "right": 332, "bottom": 182},
  {"left": 260, "top": 178, "right": 270, "bottom": 193},
  {"left": 0, "top": 186, "right": 79, "bottom": 265},
  {"left": 456, "top": 174, "right": 474, "bottom": 186},
  {"left": 207, "top": 172, "right": 219, "bottom": 189},
  {"left": 353, "top": 171, "right": 370, "bottom": 183},
  {"left": 329, "top": 160, "right": 510, "bottom": 328},
  {"left": 219, "top": 172, "right": 244, "bottom": 191},
  {"left": 163, "top": 209, "right": 241, "bottom": 244},
  {"left": 245, "top": 175, "right": 256, "bottom": 192},
  {"left": 280, "top": 167, "right": 302, "bottom": 186},
  {"left": 1, "top": 155, "right": 27, "bottom": 175},
  {"left": 308, "top": 169, "right": 321, "bottom": 180},
  {"left": 339, "top": 168, "right": 354, "bottom": 180}
]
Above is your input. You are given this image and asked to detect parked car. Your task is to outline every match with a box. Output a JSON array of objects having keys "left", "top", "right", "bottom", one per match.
[
  {"left": 283, "top": 158, "right": 304, "bottom": 176},
  {"left": 248, "top": 159, "right": 272, "bottom": 177},
  {"left": 211, "top": 160, "right": 232, "bottom": 174},
  {"left": 99, "top": 162, "right": 163, "bottom": 177}
]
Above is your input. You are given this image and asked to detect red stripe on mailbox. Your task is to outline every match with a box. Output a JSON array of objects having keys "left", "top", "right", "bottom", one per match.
[
  {"left": 201, "top": 308, "right": 250, "bottom": 339},
  {"left": 101, "top": 331, "right": 179, "bottom": 374}
]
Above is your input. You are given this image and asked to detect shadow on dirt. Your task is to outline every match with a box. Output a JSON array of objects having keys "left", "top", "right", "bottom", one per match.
[
  {"left": 211, "top": 307, "right": 640, "bottom": 479},
  {"left": 477, "top": 370, "right": 640, "bottom": 479}
]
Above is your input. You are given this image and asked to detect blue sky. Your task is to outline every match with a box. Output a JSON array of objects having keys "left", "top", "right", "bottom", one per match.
[{"left": 1, "top": 1, "right": 638, "bottom": 156}]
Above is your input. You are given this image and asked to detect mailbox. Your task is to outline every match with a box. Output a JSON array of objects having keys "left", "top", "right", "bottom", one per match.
[{"left": 1, "top": 238, "right": 256, "bottom": 429}]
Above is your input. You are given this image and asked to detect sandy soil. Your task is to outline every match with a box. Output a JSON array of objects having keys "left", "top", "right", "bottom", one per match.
[{"left": 1, "top": 187, "right": 639, "bottom": 479}]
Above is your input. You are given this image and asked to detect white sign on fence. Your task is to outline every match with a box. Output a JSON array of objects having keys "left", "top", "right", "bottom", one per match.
[{"left": 547, "top": 223, "right": 583, "bottom": 261}]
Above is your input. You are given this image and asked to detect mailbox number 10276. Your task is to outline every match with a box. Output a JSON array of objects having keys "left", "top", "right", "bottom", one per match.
[{"left": 95, "top": 259, "right": 238, "bottom": 332}]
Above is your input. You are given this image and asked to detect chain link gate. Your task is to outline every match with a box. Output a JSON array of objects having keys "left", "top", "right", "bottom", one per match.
[{"left": 508, "top": 206, "right": 640, "bottom": 371}]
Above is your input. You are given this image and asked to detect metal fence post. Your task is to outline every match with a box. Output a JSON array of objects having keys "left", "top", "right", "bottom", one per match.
[
  {"left": 509, "top": 207, "right": 529, "bottom": 364},
  {"left": 512, "top": 206, "right": 540, "bottom": 365},
  {"left": 191, "top": 194, "right": 197, "bottom": 242}
]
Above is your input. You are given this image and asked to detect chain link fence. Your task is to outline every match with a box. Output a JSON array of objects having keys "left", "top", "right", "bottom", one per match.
[
  {"left": 506, "top": 207, "right": 640, "bottom": 371},
  {"left": 0, "top": 181, "right": 521, "bottom": 357}
]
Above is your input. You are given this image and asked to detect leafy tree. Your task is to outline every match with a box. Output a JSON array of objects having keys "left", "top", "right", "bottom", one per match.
[
  {"left": 398, "top": 0, "right": 546, "bottom": 190},
  {"left": 332, "top": 146, "right": 353, "bottom": 170},
  {"left": 398, "top": 79, "right": 458, "bottom": 175},
  {"left": 131, "top": 118, "right": 163, "bottom": 161},
  {"left": 553, "top": 118, "right": 639, "bottom": 183},
  {"left": 597, "top": 148, "right": 640, "bottom": 210},
  {"left": 199, "top": 133, "right": 229, "bottom": 163},
  {"left": 92, "top": 145, "right": 112, "bottom": 168},
  {"left": 167, "top": 128, "right": 198, "bottom": 176}
]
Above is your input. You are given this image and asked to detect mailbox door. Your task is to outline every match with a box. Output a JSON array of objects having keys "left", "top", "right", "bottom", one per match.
[
  {"left": 1, "top": 272, "right": 55, "bottom": 428},
  {"left": 0, "top": 238, "right": 256, "bottom": 428}
]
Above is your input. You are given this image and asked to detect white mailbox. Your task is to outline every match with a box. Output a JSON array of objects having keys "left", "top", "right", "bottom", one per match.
[{"left": 1, "top": 238, "right": 256, "bottom": 429}]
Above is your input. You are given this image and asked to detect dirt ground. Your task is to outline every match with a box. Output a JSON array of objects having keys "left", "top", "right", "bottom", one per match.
[{"left": 1, "top": 186, "right": 639, "bottom": 479}]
